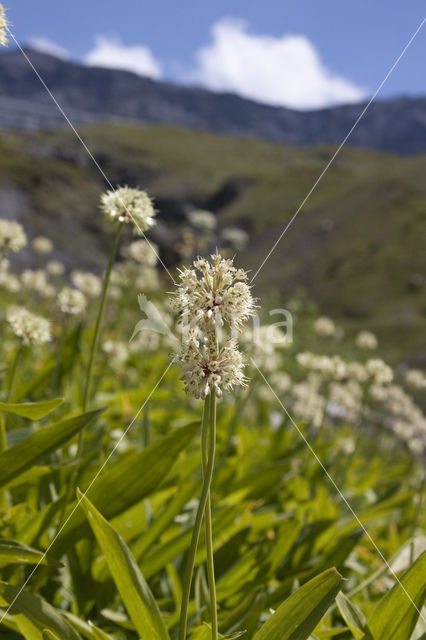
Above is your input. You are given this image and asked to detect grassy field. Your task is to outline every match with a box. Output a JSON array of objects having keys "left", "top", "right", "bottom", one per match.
[{"left": 0, "top": 204, "right": 425, "bottom": 638}]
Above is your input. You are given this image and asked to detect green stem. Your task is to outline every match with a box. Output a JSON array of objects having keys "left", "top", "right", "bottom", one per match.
[
  {"left": 202, "top": 394, "right": 218, "bottom": 639},
  {"left": 54, "top": 222, "right": 122, "bottom": 539},
  {"left": 179, "top": 392, "right": 217, "bottom": 640},
  {"left": 6, "top": 343, "right": 23, "bottom": 402}
]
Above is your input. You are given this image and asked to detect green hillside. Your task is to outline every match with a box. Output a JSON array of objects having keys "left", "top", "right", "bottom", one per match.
[{"left": 0, "top": 123, "right": 425, "bottom": 364}]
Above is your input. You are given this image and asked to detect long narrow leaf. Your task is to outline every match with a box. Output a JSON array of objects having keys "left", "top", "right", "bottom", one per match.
[
  {"left": 55, "top": 421, "right": 199, "bottom": 554},
  {"left": 78, "top": 489, "right": 169, "bottom": 640},
  {"left": 368, "top": 551, "right": 426, "bottom": 640},
  {"left": 0, "top": 398, "right": 64, "bottom": 420},
  {"left": 0, "top": 581, "right": 81, "bottom": 640},
  {"left": 253, "top": 568, "right": 344, "bottom": 640},
  {"left": 0, "top": 408, "right": 104, "bottom": 488}
]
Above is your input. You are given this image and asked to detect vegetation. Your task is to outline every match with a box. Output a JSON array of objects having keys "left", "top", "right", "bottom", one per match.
[
  {"left": 0, "top": 210, "right": 425, "bottom": 638},
  {"left": 0, "top": 123, "right": 425, "bottom": 363}
]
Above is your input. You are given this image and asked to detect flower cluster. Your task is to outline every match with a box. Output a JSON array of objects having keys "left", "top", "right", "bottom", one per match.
[
  {"left": 0, "top": 5, "right": 9, "bottom": 47},
  {"left": 172, "top": 253, "right": 256, "bottom": 334},
  {"left": 313, "top": 316, "right": 336, "bottom": 338},
  {"left": 0, "top": 219, "right": 27, "bottom": 253},
  {"left": 187, "top": 209, "right": 217, "bottom": 231},
  {"left": 100, "top": 186, "right": 155, "bottom": 233},
  {"left": 32, "top": 236, "right": 53, "bottom": 254},
  {"left": 405, "top": 368, "right": 426, "bottom": 390},
  {"left": 57, "top": 287, "right": 87, "bottom": 315},
  {"left": 6, "top": 306, "right": 52, "bottom": 345},
  {"left": 71, "top": 270, "right": 102, "bottom": 298},
  {"left": 365, "top": 358, "right": 393, "bottom": 385},
  {"left": 21, "top": 269, "right": 55, "bottom": 298},
  {"left": 123, "top": 239, "right": 158, "bottom": 266},
  {"left": 176, "top": 339, "right": 246, "bottom": 399},
  {"left": 356, "top": 330, "right": 378, "bottom": 350},
  {"left": 172, "top": 252, "right": 256, "bottom": 398}
]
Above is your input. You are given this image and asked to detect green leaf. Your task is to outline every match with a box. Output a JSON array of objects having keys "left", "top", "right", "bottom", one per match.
[
  {"left": 0, "top": 398, "right": 64, "bottom": 420},
  {"left": 0, "top": 539, "right": 62, "bottom": 568},
  {"left": 253, "top": 568, "right": 344, "bottom": 640},
  {"left": 63, "top": 612, "right": 116, "bottom": 639},
  {"left": 336, "top": 592, "right": 371, "bottom": 640},
  {"left": 368, "top": 551, "right": 426, "bottom": 640},
  {"left": 0, "top": 408, "right": 103, "bottom": 488},
  {"left": 78, "top": 489, "right": 169, "bottom": 640},
  {"left": 43, "top": 631, "right": 61, "bottom": 640},
  {"left": 55, "top": 421, "right": 199, "bottom": 554},
  {"left": 0, "top": 581, "right": 81, "bottom": 640}
]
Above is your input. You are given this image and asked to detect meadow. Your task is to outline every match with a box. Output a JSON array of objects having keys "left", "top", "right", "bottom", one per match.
[{"left": 0, "top": 197, "right": 425, "bottom": 640}]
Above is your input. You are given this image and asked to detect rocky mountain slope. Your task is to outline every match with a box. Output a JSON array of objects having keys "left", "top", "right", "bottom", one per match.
[
  {"left": 1, "top": 48, "right": 426, "bottom": 154},
  {"left": 0, "top": 123, "right": 425, "bottom": 364}
]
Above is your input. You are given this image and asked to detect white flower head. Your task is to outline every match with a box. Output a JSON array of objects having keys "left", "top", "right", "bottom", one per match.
[
  {"left": 6, "top": 306, "right": 51, "bottom": 345},
  {"left": 0, "top": 5, "right": 10, "bottom": 47},
  {"left": 100, "top": 186, "right": 156, "bottom": 233},
  {"left": 366, "top": 358, "right": 393, "bottom": 385},
  {"left": 222, "top": 227, "right": 249, "bottom": 251},
  {"left": 0, "top": 219, "right": 27, "bottom": 253},
  {"left": 172, "top": 251, "right": 257, "bottom": 334},
  {"left": 314, "top": 316, "right": 336, "bottom": 338},
  {"left": 103, "top": 340, "right": 128, "bottom": 363},
  {"left": 356, "top": 330, "right": 378, "bottom": 350},
  {"left": 32, "top": 236, "right": 53, "bottom": 254},
  {"left": 71, "top": 270, "right": 102, "bottom": 298},
  {"left": 47, "top": 260, "right": 65, "bottom": 276},
  {"left": 57, "top": 287, "right": 87, "bottom": 315},
  {"left": 21, "top": 269, "right": 55, "bottom": 298},
  {"left": 405, "top": 369, "right": 426, "bottom": 390},
  {"left": 187, "top": 209, "right": 216, "bottom": 231},
  {"left": 176, "top": 339, "right": 246, "bottom": 399},
  {"left": 124, "top": 239, "right": 158, "bottom": 266}
]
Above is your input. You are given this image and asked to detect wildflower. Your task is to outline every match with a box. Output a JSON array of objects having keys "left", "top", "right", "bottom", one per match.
[
  {"left": 32, "top": 236, "right": 53, "bottom": 254},
  {"left": 296, "top": 352, "right": 347, "bottom": 380},
  {"left": 47, "top": 260, "right": 65, "bottom": 276},
  {"left": 176, "top": 339, "right": 246, "bottom": 399},
  {"left": 57, "top": 287, "right": 87, "bottom": 315},
  {"left": 100, "top": 186, "right": 155, "bottom": 233},
  {"left": 405, "top": 368, "right": 426, "bottom": 390},
  {"left": 347, "top": 361, "right": 368, "bottom": 382},
  {"left": 187, "top": 209, "right": 216, "bottom": 231},
  {"left": 172, "top": 252, "right": 256, "bottom": 398},
  {"left": 0, "top": 259, "right": 21, "bottom": 292},
  {"left": 241, "top": 324, "right": 290, "bottom": 372},
  {"left": 21, "top": 269, "right": 55, "bottom": 297},
  {"left": 71, "top": 270, "right": 102, "bottom": 298},
  {"left": 124, "top": 239, "right": 158, "bottom": 266},
  {"left": 222, "top": 227, "right": 249, "bottom": 251},
  {"left": 366, "top": 359, "right": 393, "bottom": 385},
  {"left": 135, "top": 267, "right": 160, "bottom": 292},
  {"left": 102, "top": 340, "right": 128, "bottom": 363},
  {"left": 0, "top": 219, "right": 27, "bottom": 253},
  {"left": 6, "top": 306, "right": 51, "bottom": 345},
  {"left": 0, "top": 5, "right": 10, "bottom": 47},
  {"left": 313, "top": 316, "right": 336, "bottom": 337},
  {"left": 356, "top": 330, "right": 378, "bottom": 350},
  {"left": 172, "top": 252, "right": 256, "bottom": 334}
]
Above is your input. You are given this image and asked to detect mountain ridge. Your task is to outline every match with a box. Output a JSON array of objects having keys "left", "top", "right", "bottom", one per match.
[{"left": 1, "top": 47, "right": 426, "bottom": 154}]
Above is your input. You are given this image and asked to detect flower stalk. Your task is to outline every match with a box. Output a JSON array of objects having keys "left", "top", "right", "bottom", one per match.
[{"left": 178, "top": 392, "right": 217, "bottom": 640}]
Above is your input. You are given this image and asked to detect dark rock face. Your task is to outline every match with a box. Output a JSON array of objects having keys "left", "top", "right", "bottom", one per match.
[{"left": 1, "top": 48, "right": 426, "bottom": 154}]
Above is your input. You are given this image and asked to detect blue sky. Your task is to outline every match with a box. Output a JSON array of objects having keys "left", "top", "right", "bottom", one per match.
[{"left": 7, "top": 1, "right": 426, "bottom": 109}]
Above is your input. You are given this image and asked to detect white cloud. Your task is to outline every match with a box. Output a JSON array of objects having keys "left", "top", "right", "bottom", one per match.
[
  {"left": 189, "top": 18, "right": 366, "bottom": 110},
  {"left": 84, "top": 36, "right": 162, "bottom": 79},
  {"left": 28, "top": 37, "right": 70, "bottom": 60}
]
